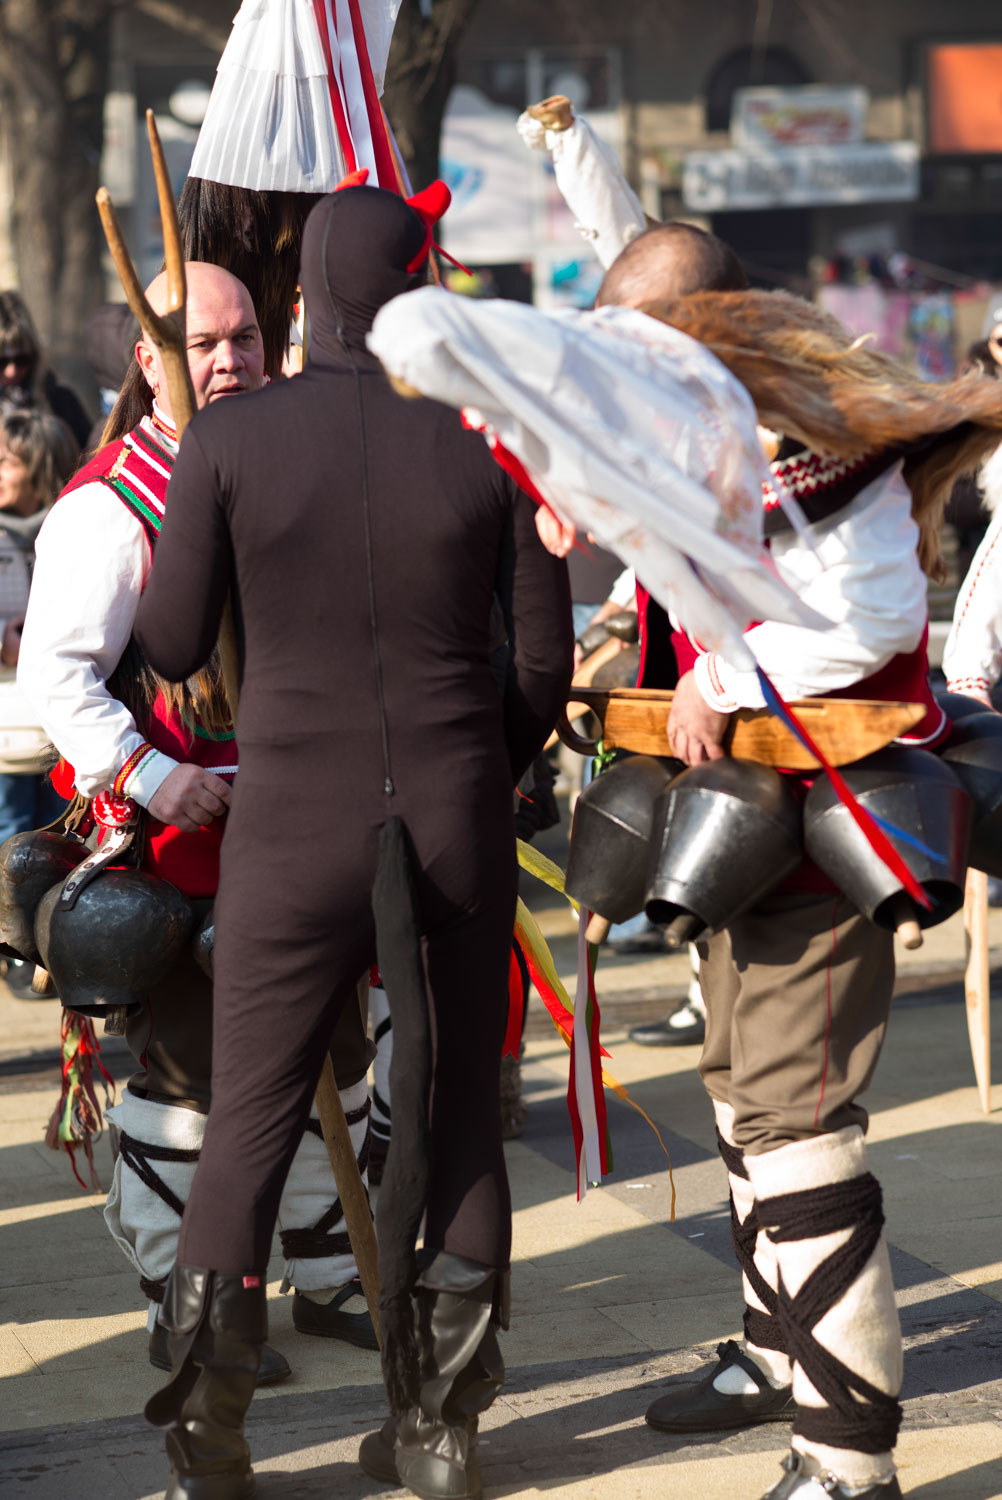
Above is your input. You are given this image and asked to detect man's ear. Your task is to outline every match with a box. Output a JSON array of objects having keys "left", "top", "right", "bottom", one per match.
[{"left": 135, "top": 340, "right": 157, "bottom": 390}]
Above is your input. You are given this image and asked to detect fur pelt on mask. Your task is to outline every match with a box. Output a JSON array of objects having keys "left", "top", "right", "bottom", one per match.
[{"left": 646, "top": 290, "right": 1002, "bottom": 578}]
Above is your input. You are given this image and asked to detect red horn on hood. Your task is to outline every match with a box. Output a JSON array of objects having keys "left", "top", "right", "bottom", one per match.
[
  {"left": 335, "top": 167, "right": 370, "bottom": 191},
  {"left": 405, "top": 180, "right": 452, "bottom": 272}
]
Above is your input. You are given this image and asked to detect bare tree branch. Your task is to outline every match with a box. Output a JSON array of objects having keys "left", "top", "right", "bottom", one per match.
[{"left": 383, "top": 0, "right": 483, "bottom": 189}]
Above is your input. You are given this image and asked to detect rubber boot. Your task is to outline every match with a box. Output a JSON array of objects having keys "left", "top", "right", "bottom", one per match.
[
  {"left": 362, "top": 1252, "right": 507, "bottom": 1500},
  {"left": 145, "top": 1264, "right": 266, "bottom": 1500}
]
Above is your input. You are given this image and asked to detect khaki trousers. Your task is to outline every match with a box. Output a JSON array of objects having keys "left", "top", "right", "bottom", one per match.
[{"left": 697, "top": 891, "right": 895, "bottom": 1155}]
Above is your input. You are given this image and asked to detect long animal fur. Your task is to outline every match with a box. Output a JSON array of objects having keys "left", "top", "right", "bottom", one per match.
[
  {"left": 647, "top": 290, "right": 1002, "bottom": 577},
  {"left": 177, "top": 179, "right": 318, "bottom": 378}
]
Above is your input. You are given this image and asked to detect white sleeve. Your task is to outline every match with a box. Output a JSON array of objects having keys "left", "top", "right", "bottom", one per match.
[
  {"left": 607, "top": 567, "right": 636, "bottom": 608},
  {"left": 516, "top": 112, "right": 646, "bottom": 270},
  {"left": 18, "top": 483, "right": 178, "bottom": 804},
  {"left": 942, "top": 503, "right": 1002, "bottom": 695},
  {"left": 693, "top": 468, "right": 929, "bottom": 709}
]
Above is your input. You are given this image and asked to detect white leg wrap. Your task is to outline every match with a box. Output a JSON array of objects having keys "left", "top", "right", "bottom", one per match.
[
  {"left": 746, "top": 1127, "right": 902, "bottom": 1490},
  {"left": 103, "top": 1094, "right": 205, "bottom": 1285},
  {"left": 276, "top": 1077, "right": 369, "bottom": 1293},
  {"left": 712, "top": 1100, "right": 791, "bottom": 1389},
  {"left": 369, "top": 984, "right": 392, "bottom": 1149}
]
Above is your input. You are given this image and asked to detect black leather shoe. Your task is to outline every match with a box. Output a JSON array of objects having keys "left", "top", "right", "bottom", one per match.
[
  {"left": 292, "top": 1280, "right": 379, "bottom": 1350},
  {"left": 646, "top": 1339, "right": 795, "bottom": 1433},
  {"left": 762, "top": 1451, "right": 903, "bottom": 1498},
  {"left": 358, "top": 1417, "right": 402, "bottom": 1487},
  {"left": 149, "top": 1319, "right": 291, "bottom": 1387},
  {"left": 629, "top": 1001, "right": 705, "bottom": 1047}
]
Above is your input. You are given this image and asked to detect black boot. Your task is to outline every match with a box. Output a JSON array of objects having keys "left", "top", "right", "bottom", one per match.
[
  {"left": 145, "top": 1265, "right": 266, "bottom": 1500},
  {"left": 360, "top": 1252, "right": 507, "bottom": 1500},
  {"left": 149, "top": 1319, "right": 291, "bottom": 1386}
]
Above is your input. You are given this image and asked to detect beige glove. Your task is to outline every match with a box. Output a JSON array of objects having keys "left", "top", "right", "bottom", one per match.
[{"left": 525, "top": 95, "right": 574, "bottom": 132}]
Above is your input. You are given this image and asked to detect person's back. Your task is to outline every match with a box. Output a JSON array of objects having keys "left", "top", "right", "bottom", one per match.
[
  {"left": 170, "top": 373, "right": 525, "bottom": 761},
  {"left": 134, "top": 185, "right": 572, "bottom": 1500},
  {"left": 146, "top": 188, "right": 566, "bottom": 790}
]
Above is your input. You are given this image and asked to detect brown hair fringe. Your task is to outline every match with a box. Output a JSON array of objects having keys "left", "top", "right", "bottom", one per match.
[
  {"left": 177, "top": 179, "right": 318, "bottom": 378},
  {"left": 645, "top": 289, "right": 1002, "bottom": 579}
]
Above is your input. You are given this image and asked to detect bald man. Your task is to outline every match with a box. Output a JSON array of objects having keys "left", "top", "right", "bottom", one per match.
[{"left": 19, "top": 262, "right": 377, "bottom": 1382}]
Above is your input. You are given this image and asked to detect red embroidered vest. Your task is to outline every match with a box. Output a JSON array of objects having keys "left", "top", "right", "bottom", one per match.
[{"left": 56, "top": 415, "right": 236, "bottom": 897}]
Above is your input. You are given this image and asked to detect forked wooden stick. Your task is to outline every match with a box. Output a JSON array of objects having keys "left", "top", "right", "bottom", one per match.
[
  {"left": 96, "top": 112, "right": 194, "bottom": 437},
  {"left": 96, "top": 113, "right": 382, "bottom": 1334},
  {"left": 963, "top": 868, "right": 992, "bottom": 1113}
]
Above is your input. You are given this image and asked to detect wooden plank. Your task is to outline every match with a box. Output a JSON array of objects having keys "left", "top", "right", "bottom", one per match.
[
  {"left": 567, "top": 688, "right": 926, "bottom": 769},
  {"left": 963, "top": 868, "right": 992, "bottom": 1114}
]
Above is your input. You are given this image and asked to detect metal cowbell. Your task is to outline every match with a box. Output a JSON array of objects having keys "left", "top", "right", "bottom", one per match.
[
  {"left": 0, "top": 830, "right": 86, "bottom": 964},
  {"left": 35, "top": 869, "right": 194, "bottom": 1019},
  {"left": 565, "top": 754, "right": 678, "bottom": 924},
  {"left": 804, "top": 746, "right": 971, "bottom": 932},
  {"left": 941, "top": 712, "right": 1002, "bottom": 878},
  {"left": 193, "top": 905, "right": 215, "bottom": 979},
  {"left": 645, "top": 758, "right": 802, "bottom": 947}
]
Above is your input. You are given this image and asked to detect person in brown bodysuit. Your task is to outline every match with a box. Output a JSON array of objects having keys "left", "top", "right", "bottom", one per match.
[{"left": 135, "top": 186, "right": 573, "bottom": 1500}]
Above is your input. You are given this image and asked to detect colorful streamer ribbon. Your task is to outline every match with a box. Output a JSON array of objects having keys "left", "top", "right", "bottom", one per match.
[{"left": 514, "top": 840, "right": 675, "bottom": 1211}]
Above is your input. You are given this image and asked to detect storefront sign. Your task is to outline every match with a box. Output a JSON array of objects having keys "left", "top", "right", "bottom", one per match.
[
  {"left": 732, "top": 86, "right": 868, "bottom": 149},
  {"left": 683, "top": 142, "right": 920, "bottom": 211}
]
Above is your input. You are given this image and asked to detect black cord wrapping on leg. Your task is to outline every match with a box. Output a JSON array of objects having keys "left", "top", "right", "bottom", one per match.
[
  {"left": 757, "top": 1172, "right": 902, "bottom": 1455},
  {"left": 716, "top": 1130, "right": 786, "bottom": 1355},
  {"left": 118, "top": 1130, "right": 200, "bottom": 1219},
  {"left": 279, "top": 1109, "right": 372, "bottom": 1260}
]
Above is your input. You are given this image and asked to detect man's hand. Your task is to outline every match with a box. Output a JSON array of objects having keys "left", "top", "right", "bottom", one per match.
[
  {"left": 668, "top": 670, "right": 731, "bottom": 765},
  {"left": 1, "top": 617, "right": 24, "bottom": 667},
  {"left": 535, "top": 507, "right": 576, "bottom": 558},
  {"left": 148, "top": 764, "right": 233, "bottom": 834}
]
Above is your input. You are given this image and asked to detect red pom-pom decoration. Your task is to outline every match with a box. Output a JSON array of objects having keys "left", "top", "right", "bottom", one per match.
[{"left": 92, "top": 791, "right": 139, "bottom": 828}]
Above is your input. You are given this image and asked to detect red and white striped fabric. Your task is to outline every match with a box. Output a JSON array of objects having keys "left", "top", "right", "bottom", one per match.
[{"left": 189, "top": 0, "right": 402, "bottom": 193}]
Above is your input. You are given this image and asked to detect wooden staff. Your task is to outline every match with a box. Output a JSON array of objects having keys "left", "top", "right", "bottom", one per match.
[
  {"left": 96, "top": 112, "right": 381, "bottom": 1338},
  {"left": 963, "top": 868, "right": 992, "bottom": 1114},
  {"left": 314, "top": 1052, "right": 381, "bottom": 1339}
]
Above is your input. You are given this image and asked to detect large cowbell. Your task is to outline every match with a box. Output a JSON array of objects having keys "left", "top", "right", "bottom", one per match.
[
  {"left": 565, "top": 755, "right": 678, "bottom": 924},
  {"left": 804, "top": 747, "right": 971, "bottom": 932},
  {"left": 0, "top": 830, "right": 86, "bottom": 964},
  {"left": 35, "top": 870, "right": 194, "bottom": 1018},
  {"left": 936, "top": 690, "right": 991, "bottom": 724},
  {"left": 645, "top": 759, "right": 802, "bottom": 946},
  {"left": 941, "top": 712, "right": 1002, "bottom": 878},
  {"left": 193, "top": 906, "right": 215, "bottom": 979}
]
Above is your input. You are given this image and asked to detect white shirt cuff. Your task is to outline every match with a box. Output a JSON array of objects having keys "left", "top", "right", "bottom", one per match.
[
  {"left": 693, "top": 652, "right": 739, "bottom": 712},
  {"left": 114, "top": 746, "right": 177, "bottom": 808}
]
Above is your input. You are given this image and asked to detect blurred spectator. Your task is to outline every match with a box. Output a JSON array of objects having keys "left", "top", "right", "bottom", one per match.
[
  {"left": 83, "top": 302, "right": 139, "bottom": 454},
  {"left": 0, "top": 290, "right": 92, "bottom": 449},
  {"left": 0, "top": 407, "right": 79, "bottom": 829},
  {"left": 0, "top": 406, "right": 79, "bottom": 993},
  {"left": 943, "top": 330, "right": 1002, "bottom": 582}
]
